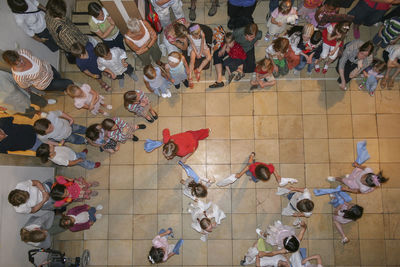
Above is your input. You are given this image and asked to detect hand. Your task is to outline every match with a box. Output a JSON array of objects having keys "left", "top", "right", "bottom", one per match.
[
  {"left": 278, "top": 22, "right": 283, "bottom": 27},
  {"left": 339, "top": 81, "right": 346, "bottom": 90},
  {"left": 122, "top": 61, "right": 129, "bottom": 67},
  {"left": 235, "top": 173, "right": 240, "bottom": 178},
  {"left": 93, "top": 74, "right": 100, "bottom": 79},
  {"left": 300, "top": 221, "right": 307, "bottom": 228},
  {"left": 357, "top": 60, "right": 363, "bottom": 69},
  {"left": 329, "top": 50, "right": 335, "bottom": 56},
  {"left": 111, "top": 73, "right": 116, "bottom": 79},
  {"left": 78, "top": 158, "right": 85, "bottom": 163},
  {"left": 59, "top": 140, "right": 65, "bottom": 146},
  {"left": 196, "top": 53, "right": 202, "bottom": 59},
  {"left": 273, "top": 65, "right": 278, "bottom": 73},
  {"left": 69, "top": 118, "right": 74, "bottom": 125}
]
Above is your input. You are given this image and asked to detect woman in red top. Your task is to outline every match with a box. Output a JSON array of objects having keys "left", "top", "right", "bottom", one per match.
[
  {"left": 235, "top": 152, "right": 282, "bottom": 183},
  {"left": 162, "top": 128, "right": 209, "bottom": 162}
]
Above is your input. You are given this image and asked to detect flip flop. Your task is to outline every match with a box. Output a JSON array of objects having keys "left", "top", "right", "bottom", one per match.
[{"left": 194, "top": 69, "right": 201, "bottom": 82}]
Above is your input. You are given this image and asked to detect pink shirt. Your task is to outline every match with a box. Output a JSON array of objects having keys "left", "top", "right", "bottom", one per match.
[
  {"left": 53, "top": 176, "right": 81, "bottom": 207},
  {"left": 73, "top": 84, "right": 93, "bottom": 109},
  {"left": 152, "top": 235, "right": 171, "bottom": 262}
]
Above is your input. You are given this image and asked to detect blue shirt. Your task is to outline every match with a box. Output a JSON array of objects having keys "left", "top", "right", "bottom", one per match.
[
  {"left": 229, "top": 0, "right": 256, "bottom": 7},
  {"left": 76, "top": 42, "right": 101, "bottom": 75}
]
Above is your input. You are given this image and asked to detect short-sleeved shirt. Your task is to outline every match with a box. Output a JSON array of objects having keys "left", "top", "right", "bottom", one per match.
[
  {"left": 232, "top": 27, "right": 262, "bottom": 53},
  {"left": 288, "top": 189, "right": 313, "bottom": 217},
  {"left": 152, "top": 235, "right": 173, "bottom": 262},
  {"left": 381, "top": 17, "right": 400, "bottom": 44},
  {"left": 38, "top": 110, "right": 72, "bottom": 142},
  {"left": 13, "top": 0, "right": 46, "bottom": 37},
  {"left": 14, "top": 180, "right": 43, "bottom": 214},
  {"left": 88, "top": 8, "right": 119, "bottom": 41},
  {"left": 50, "top": 146, "right": 77, "bottom": 166},
  {"left": 97, "top": 47, "right": 127, "bottom": 75},
  {"left": 385, "top": 45, "right": 400, "bottom": 61},
  {"left": 76, "top": 42, "right": 101, "bottom": 75},
  {"left": 53, "top": 176, "right": 82, "bottom": 207},
  {"left": 248, "top": 162, "right": 275, "bottom": 179},
  {"left": 73, "top": 84, "right": 93, "bottom": 109}
]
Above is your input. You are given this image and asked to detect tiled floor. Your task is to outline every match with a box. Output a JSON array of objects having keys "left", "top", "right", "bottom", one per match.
[{"left": 46, "top": 0, "right": 400, "bottom": 266}]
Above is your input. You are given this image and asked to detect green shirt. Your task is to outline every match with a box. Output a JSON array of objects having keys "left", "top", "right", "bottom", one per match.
[
  {"left": 89, "top": 16, "right": 119, "bottom": 40},
  {"left": 233, "top": 27, "right": 262, "bottom": 53}
]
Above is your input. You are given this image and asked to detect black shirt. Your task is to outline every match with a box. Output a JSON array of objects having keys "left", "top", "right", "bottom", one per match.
[{"left": 0, "top": 117, "right": 37, "bottom": 154}]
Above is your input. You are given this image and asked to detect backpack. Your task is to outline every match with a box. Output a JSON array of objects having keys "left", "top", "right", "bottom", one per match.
[
  {"left": 212, "top": 25, "right": 225, "bottom": 52},
  {"left": 144, "top": 0, "right": 163, "bottom": 34}
]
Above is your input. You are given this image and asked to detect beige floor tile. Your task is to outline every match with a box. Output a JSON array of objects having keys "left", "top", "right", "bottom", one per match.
[
  {"left": 254, "top": 116, "right": 279, "bottom": 139},
  {"left": 157, "top": 164, "right": 182, "bottom": 189},
  {"left": 254, "top": 139, "right": 280, "bottom": 163},
  {"left": 158, "top": 189, "right": 182, "bottom": 214},
  {"left": 84, "top": 214, "right": 108, "bottom": 240},
  {"left": 230, "top": 116, "right": 254, "bottom": 139},
  {"left": 310, "top": 193, "right": 333, "bottom": 214},
  {"left": 207, "top": 164, "right": 232, "bottom": 186},
  {"left": 308, "top": 214, "right": 333, "bottom": 239},
  {"left": 256, "top": 188, "right": 282, "bottom": 213},
  {"left": 207, "top": 188, "right": 232, "bottom": 213},
  {"left": 86, "top": 164, "right": 109, "bottom": 190},
  {"left": 351, "top": 91, "right": 376, "bottom": 114},
  {"left": 352, "top": 114, "right": 378, "bottom": 138},
  {"left": 109, "top": 190, "right": 133, "bottom": 214},
  {"left": 358, "top": 214, "right": 385, "bottom": 239},
  {"left": 326, "top": 91, "right": 351, "bottom": 114},
  {"left": 134, "top": 140, "right": 158, "bottom": 164},
  {"left": 133, "top": 214, "right": 158, "bottom": 239},
  {"left": 254, "top": 91, "right": 278, "bottom": 115},
  {"left": 278, "top": 115, "right": 303, "bottom": 138},
  {"left": 232, "top": 188, "right": 256, "bottom": 213},
  {"left": 109, "top": 165, "right": 133, "bottom": 190},
  {"left": 356, "top": 188, "right": 383, "bottom": 213},
  {"left": 278, "top": 92, "right": 302, "bottom": 115},
  {"left": 360, "top": 239, "right": 386, "bottom": 266},
  {"left": 303, "top": 115, "right": 328, "bottom": 138},
  {"left": 305, "top": 164, "right": 330, "bottom": 188},
  {"left": 108, "top": 215, "right": 133, "bottom": 240},
  {"left": 231, "top": 163, "right": 257, "bottom": 189},
  {"left": 304, "top": 139, "right": 329, "bottom": 163},
  {"left": 279, "top": 139, "right": 304, "bottom": 163},
  {"left": 302, "top": 91, "right": 327, "bottom": 114},
  {"left": 158, "top": 214, "right": 182, "bottom": 239},
  {"left": 329, "top": 163, "right": 355, "bottom": 178},
  {"left": 133, "top": 164, "right": 158, "bottom": 189},
  {"left": 308, "top": 240, "right": 335, "bottom": 265},
  {"left": 333, "top": 217, "right": 359, "bottom": 241},
  {"left": 132, "top": 240, "right": 152, "bottom": 266},
  {"left": 182, "top": 93, "right": 206, "bottom": 116},
  {"left": 376, "top": 90, "right": 400, "bottom": 113},
  {"left": 379, "top": 138, "right": 400, "bottom": 162},
  {"left": 157, "top": 116, "right": 182, "bottom": 140},
  {"left": 133, "top": 189, "right": 157, "bottom": 214},
  {"left": 206, "top": 116, "right": 230, "bottom": 139},
  {"left": 182, "top": 116, "right": 206, "bottom": 133},
  {"left": 382, "top": 189, "right": 400, "bottom": 213},
  {"left": 209, "top": 214, "right": 232, "bottom": 240},
  {"left": 206, "top": 140, "right": 231, "bottom": 164},
  {"left": 232, "top": 214, "right": 256, "bottom": 240},
  {"left": 276, "top": 80, "right": 301, "bottom": 92},
  {"left": 111, "top": 93, "right": 132, "bottom": 117},
  {"left": 208, "top": 240, "right": 233, "bottom": 265},
  {"left": 206, "top": 92, "right": 230, "bottom": 116},
  {"left": 84, "top": 240, "right": 108, "bottom": 265},
  {"left": 232, "top": 240, "right": 255, "bottom": 265},
  {"left": 230, "top": 93, "right": 254, "bottom": 115},
  {"left": 334, "top": 240, "right": 361, "bottom": 266},
  {"left": 279, "top": 163, "right": 305, "bottom": 187},
  {"left": 327, "top": 114, "right": 353, "bottom": 138},
  {"left": 301, "top": 79, "right": 325, "bottom": 91},
  {"left": 182, "top": 213, "right": 202, "bottom": 240},
  {"left": 183, "top": 240, "right": 208, "bottom": 265},
  {"left": 377, "top": 114, "right": 400, "bottom": 138},
  {"left": 380, "top": 163, "right": 400, "bottom": 188},
  {"left": 328, "top": 139, "right": 354, "bottom": 163},
  {"left": 386, "top": 240, "right": 400, "bottom": 265},
  {"left": 53, "top": 240, "right": 83, "bottom": 258},
  {"left": 108, "top": 240, "right": 133, "bottom": 265},
  {"left": 187, "top": 140, "right": 207, "bottom": 165},
  {"left": 134, "top": 118, "right": 158, "bottom": 140},
  {"left": 110, "top": 141, "right": 134, "bottom": 165},
  {"left": 256, "top": 213, "right": 282, "bottom": 232},
  {"left": 158, "top": 93, "right": 182, "bottom": 117},
  {"left": 230, "top": 140, "right": 255, "bottom": 164}
]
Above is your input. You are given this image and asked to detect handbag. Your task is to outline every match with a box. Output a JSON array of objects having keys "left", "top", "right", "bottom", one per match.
[{"left": 145, "top": 0, "right": 163, "bottom": 34}]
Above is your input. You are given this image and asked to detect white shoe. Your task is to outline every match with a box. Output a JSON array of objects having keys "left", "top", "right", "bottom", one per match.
[
  {"left": 47, "top": 99, "right": 57, "bottom": 105},
  {"left": 345, "top": 174, "right": 349, "bottom": 178},
  {"left": 293, "top": 69, "right": 299, "bottom": 75},
  {"left": 161, "top": 93, "right": 168, "bottom": 98},
  {"left": 166, "top": 89, "right": 172, "bottom": 98},
  {"left": 106, "top": 105, "right": 112, "bottom": 110},
  {"left": 95, "top": 213, "right": 102, "bottom": 220},
  {"left": 327, "top": 176, "right": 336, "bottom": 182},
  {"left": 96, "top": 204, "right": 103, "bottom": 211},
  {"left": 256, "top": 228, "right": 266, "bottom": 239},
  {"left": 102, "top": 112, "right": 109, "bottom": 116},
  {"left": 187, "top": 208, "right": 192, "bottom": 213}
]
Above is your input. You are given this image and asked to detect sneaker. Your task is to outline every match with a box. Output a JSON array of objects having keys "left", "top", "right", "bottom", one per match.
[
  {"left": 174, "top": 83, "right": 181, "bottom": 89},
  {"left": 208, "top": 4, "right": 218, "bottom": 16},
  {"left": 161, "top": 93, "right": 168, "bottom": 98},
  {"left": 96, "top": 204, "right": 103, "bottom": 211},
  {"left": 82, "top": 149, "right": 88, "bottom": 154},
  {"left": 95, "top": 213, "right": 102, "bottom": 220},
  {"left": 209, "top": 81, "right": 224, "bottom": 88},
  {"left": 327, "top": 176, "right": 336, "bottom": 182},
  {"left": 166, "top": 89, "right": 172, "bottom": 98},
  {"left": 90, "top": 181, "right": 100, "bottom": 187},
  {"left": 94, "top": 162, "right": 101, "bottom": 168},
  {"left": 137, "top": 124, "right": 146, "bottom": 129},
  {"left": 47, "top": 99, "right": 57, "bottom": 105},
  {"left": 132, "top": 135, "right": 139, "bottom": 142},
  {"left": 322, "top": 64, "right": 328, "bottom": 74},
  {"left": 314, "top": 64, "right": 320, "bottom": 73},
  {"left": 187, "top": 208, "right": 192, "bottom": 213},
  {"left": 106, "top": 104, "right": 113, "bottom": 110},
  {"left": 129, "top": 71, "right": 138, "bottom": 81},
  {"left": 189, "top": 7, "right": 196, "bottom": 21},
  {"left": 118, "top": 78, "right": 125, "bottom": 88}
]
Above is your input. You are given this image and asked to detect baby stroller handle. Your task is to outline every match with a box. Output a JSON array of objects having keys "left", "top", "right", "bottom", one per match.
[{"left": 28, "top": 248, "right": 64, "bottom": 266}]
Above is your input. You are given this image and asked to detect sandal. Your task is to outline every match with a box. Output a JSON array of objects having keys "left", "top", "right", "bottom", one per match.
[
  {"left": 188, "top": 78, "right": 194, "bottom": 89},
  {"left": 194, "top": 69, "right": 201, "bottom": 82},
  {"left": 380, "top": 78, "right": 387, "bottom": 89},
  {"left": 341, "top": 237, "right": 349, "bottom": 244}
]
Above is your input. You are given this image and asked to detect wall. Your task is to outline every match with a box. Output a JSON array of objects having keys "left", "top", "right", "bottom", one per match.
[{"left": 0, "top": 166, "right": 54, "bottom": 267}]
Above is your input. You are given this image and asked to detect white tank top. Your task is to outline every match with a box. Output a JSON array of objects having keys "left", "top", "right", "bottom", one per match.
[{"left": 125, "top": 21, "right": 150, "bottom": 48}]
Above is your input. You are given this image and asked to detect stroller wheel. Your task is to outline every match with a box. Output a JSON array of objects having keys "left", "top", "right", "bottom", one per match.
[{"left": 80, "top": 250, "right": 90, "bottom": 267}]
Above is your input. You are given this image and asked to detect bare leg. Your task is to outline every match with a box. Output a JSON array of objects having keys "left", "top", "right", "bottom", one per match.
[
  {"left": 197, "top": 48, "right": 212, "bottom": 73},
  {"left": 189, "top": 51, "right": 196, "bottom": 80},
  {"left": 215, "top": 63, "right": 223, "bottom": 82},
  {"left": 334, "top": 220, "right": 349, "bottom": 243}
]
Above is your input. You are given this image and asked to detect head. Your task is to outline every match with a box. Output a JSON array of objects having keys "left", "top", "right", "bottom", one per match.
[
  {"left": 167, "top": 51, "right": 182, "bottom": 67},
  {"left": 33, "top": 118, "right": 53, "bottom": 135},
  {"left": 20, "top": 228, "right": 46, "bottom": 243},
  {"left": 127, "top": 17, "right": 142, "bottom": 34},
  {"left": 148, "top": 246, "right": 164, "bottom": 264},
  {"left": 50, "top": 183, "right": 68, "bottom": 201},
  {"left": 324, "top": 0, "right": 338, "bottom": 11},
  {"left": 7, "top": 0, "right": 28, "bottom": 13},
  {"left": 189, "top": 24, "right": 201, "bottom": 37},
  {"left": 162, "top": 141, "right": 178, "bottom": 160},
  {"left": 144, "top": 64, "right": 156, "bottom": 79},
  {"left": 101, "top": 118, "right": 116, "bottom": 131},
  {"left": 278, "top": 0, "right": 293, "bottom": 15},
  {"left": 372, "top": 59, "right": 387, "bottom": 73},
  {"left": 86, "top": 124, "right": 101, "bottom": 141},
  {"left": 70, "top": 42, "right": 87, "bottom": 58},
  {"left": 343, "top": 204, "right": 364, "bottom": 221},
  {"left": 199, "top": 217, "right": 214, "bottom": 232},
  {"left": 66, "top": 84, "right": 83, "bottom": 98},
  {"left": 188, "top": 181, "right": 208, "bottom": 198},
  {"left": 357, "top": 41, "right": 374, "bottom": 60},
  {"left": 272, "top": 37, "right": 290, "bottom": 54},
  {"left": 257, "top": 58, "right": 275, "bottom": 73},
  {"left": 224, "top": 32, "right": 235, "bottom": 48},
  {"left": 334, "top": 22, "right": 351, "bottom": 38},
  {"left": 94, "top": 43, "right": 111, "bottom": 59},
  {"left": 8, "top": 189, "right": 30, "bottom": 207},
  {"left": 255, "top": 165, "right": 271, "bottom": 182},
  {"left": 173, "top": 23, "right": 188, "bottom": 38},
  {"left": 36, "top": 143, "right": 51, "bottom": 163},
  {"left": 278, "top": 261, "right": 290, "bottom": 267},
  {"left": 59, "top": 215, "right": 75, "bottom": 229},
  {"left": 283, "top": 235, "right": 300, "bottom": 252},
  {"left": 297, "top": 199, "right": 314, "bottom": 213},
  {"left": 2, "top": 50, "right": 21, "bottom": 67},
  {"left": 88, "top": 2, "right": 103, "bottom": 20},
  {"left": 310, "top": 30, "right": 322, "bottom": 45},
  {"left": 0, "top": 128, "right": 7, "bottom": 141},
  {"left": 46, "top": 0, "right": 67, "bottom": 18},
  {"left": 365, "top": 171, "right": 388, "bottom": 187},
  {"left": 123, "top": 91, "right": 138, "bottom": 108},
  {"left": 302, "top": 23, "right": 314, "bottom": 42},
  {"left": 244, "top": 23, "right": 259, "bottom": 42}
]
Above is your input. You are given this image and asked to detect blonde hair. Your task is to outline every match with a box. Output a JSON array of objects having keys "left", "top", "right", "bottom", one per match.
[
  {"left": 66, "top": 84, "right": 82, "bottom": 98},
  {"left": 20, "top": 228, "right": 46, "bottom": 243},
  {"left": 302, "top": 23, "right": 314, "bottom": 38},
  {"left": 127, "top": 18, "right": 141, "bottom": 33}
]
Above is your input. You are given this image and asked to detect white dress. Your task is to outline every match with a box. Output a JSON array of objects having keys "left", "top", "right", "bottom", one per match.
[
  {"left": 187, "top": 34, "right": 207, "bottom": 57},
  {"left": 279, "top": 188, "right": 313, "bottom": 217},
  {"left": 266, "top": 220, "right": 296, "bottom": 249},
  {"left": 190, "top": 200, "right": 226, "bottom": 242},
  {"left": 143, "top": 66, "right": 171, "bottom": 97}
]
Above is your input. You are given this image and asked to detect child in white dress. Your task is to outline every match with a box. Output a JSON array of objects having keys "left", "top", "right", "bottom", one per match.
[
  {"left": 187, "top": 24, "right": 212, "bottom": 82},
  {"left": 277, "top": 187, "right": 314, "bottom": 217},
  {"left": 66, "top": 84, "right": 112, "bottom": 116},
  {"left": 144, "top": 64, "right": 172, "bottom": 98},
  {"left": 265, "top": 0, "right": 298, "bottom": 42},
  {"left": 165, "top": 51, "right": 191, "bottom": 89}
]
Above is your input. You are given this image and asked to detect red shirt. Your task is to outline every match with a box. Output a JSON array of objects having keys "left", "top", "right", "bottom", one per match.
[
  {"left": 322, "top": 25, "right": 343, "bottom": 47},
  {"left": 248, "top": 162, "right": 275, "bottom": 177},
  {"left": 162, "top": 128, "right": 209, "bottom": 157},
  {"left": 364, "top": 0, "right": 391, "bottom": 10},
  {"left": 228, "top": 42, "right": 247, "bottom": 60}
]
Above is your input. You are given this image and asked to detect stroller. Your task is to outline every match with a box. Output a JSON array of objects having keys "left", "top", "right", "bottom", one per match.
[{"left": 28, "top": 248, "right": 90, "bottom": 267}]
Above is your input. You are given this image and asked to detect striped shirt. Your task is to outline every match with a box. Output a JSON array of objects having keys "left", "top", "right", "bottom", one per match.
[
  {"left": 107, "top": 117, "right": 135, "bottom": 143},
  {"left": 381, "top": 17, "right": 400, "bottom": 45},
  {"left": 12, "top": 49, "right": 53, "bottom": 90}
]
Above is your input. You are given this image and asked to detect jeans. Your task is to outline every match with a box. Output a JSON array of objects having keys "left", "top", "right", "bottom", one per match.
[
  {"left": 365, "top": 75, "right": 378, "bottom": 93},
  {"left": 64, "top": 124, "right": 87, "bottom": 144},
  {"left": 75, "top": 151, "right": 95, "bottom": 169},
  {"left": 45, "top": 66, "right": 74, "bottom": 91},
  {"left": 103, "top": 32, "right": 126, "bottom": 51},
  {"left": 29, "top": 137, "right": 43, "bottom": 152},
  {"left": 295, "top": 55, "right": 316, "bottom": 72},
  {"left": 36, "top": 28, "right": 59, "bottom": 52}
]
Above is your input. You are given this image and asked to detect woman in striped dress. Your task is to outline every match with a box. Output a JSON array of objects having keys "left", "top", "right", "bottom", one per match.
[{"left": 2, "top": 49, "right": 73, "bottom": 91}]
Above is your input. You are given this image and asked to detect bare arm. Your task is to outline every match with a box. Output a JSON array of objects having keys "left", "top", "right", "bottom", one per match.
[
  {"left": 341, "top": 186, "right": 361, "bottom": 194},
  {"left": 288, "top": 186, "right": 305, "bottom": 193},
  {"left": 297, "top": 221, "right": 307, "bottom": 241},
  {"left": 258, "top": 249, "right": 288, "bottom": 257},
  {"left": 273, "top": 171, "right": 281, "bottom": 183},
  {"left": 59, "top": 112, "right": 74, "bottom": 125},
  {"left": 144, "top": 20, "right": 157, "bottom": 47},
  {"left": 156, "top": 0, "right": 172, "bottom": 5},
  {"left": 83, "top": 70, "right": 100, "bottom": 79},
  {"left": 302, "top": 254, "right": 322, "bottom": 265},
  {"left": 235, "top": 165, "right": 250, "bottom": 178},
  {"left": 68, "top": 158, "right": 84, "bottom": 166}
]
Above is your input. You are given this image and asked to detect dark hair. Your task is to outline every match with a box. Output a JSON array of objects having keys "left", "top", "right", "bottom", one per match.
[
  {"left": 283, "top": 236, "right": 299, "bottom": 252},
  {"left": 2, "top": 50, "right": 20, "bottom": 66},
  {"left": 70, "top": 42, "right": 86, "bottom": 58},
  {"left": 310, "top": 30, "right": 322, "bottom": 45},
  {"left": 59, "top": 215, "right": 74, "bottom": 229},
  {"left": 225, "top": 32, "right": 234, "bottom": 43},
  {"left": 371, "top": 59, "right": 387, "bottom": 73},
  {"left": 162, "top": 141, "right": 178, "bottom": 160},
  {"left": 324, "top": 0, "right": 338, "bottom": 7},
  {"left": 7, "top": 0, "right": 28, "bottom": 13},
  {"left": 34, "top": 118, "right": 51, "bottom": 135},
  {"left": 101, "top": 118, "right": 115, "bottom": 131},
  {"left": 255, "top": 165, "right": 271, "bottom": 181},
  {"left": 86, "top": 124, "right": 101, "bottom": 141},
  {"left": 199, "top": 217, "right": 212, "bottom": 231},
  {"left": 20, "top": 228, "right": 46, "bottom": 243},
  {"left": 272, "top": 37, "right": 289, "bottom": 54},
  {"left": 94, "top": 43, "right": 110, "bottom": 58},
  {"left": 286, "top": 25, "right": 303, "bottom": 37},
  {"left": 148, "top": 247, "right": 164, "bottom": 264},
  {"left": 173, "top": 23, "right": 188, "bottom": 38},
  {"left": 297, "top": 199, "right": 314, "bottom": 212},
  {"left": 88, "top": 2, "right": 102, "bottom": 17},
  {"left": 343, "top": 205, "right": 363, "bottom": 221},
  {"left": 278, "top": 0, "right": 293, "bottom": 15},
  {"left": 8, "top": 189, "right": 29, "bottom": 206},
  {"left": 143, "top": 64, "right": 156, "bottom": 79},
  {"left": 244, "top": 23, "right": 258, "bottom": 36},
  {"left": 365, "top": 171, "right": 388, "bottom": 187},
  {"left": 331, "top": 22, "right": 351, "bottom": 41},
  {"left": 123, "top": 91, "right": 138, "bottom": 108},
  {"left": 188, "top": 181, "right": 208, "bottom": 198},
  {"left": 359, "top": 41, "right": 374, "bottom": 56},
  {"left": 36, "top": 143, "right": 50, "bottom": 163},
  {"left": 46, "top": 0, "right": 67, "bottom": 18},
  {"left": 50, "top": 183, "right": 67, "bottom": 201}
]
